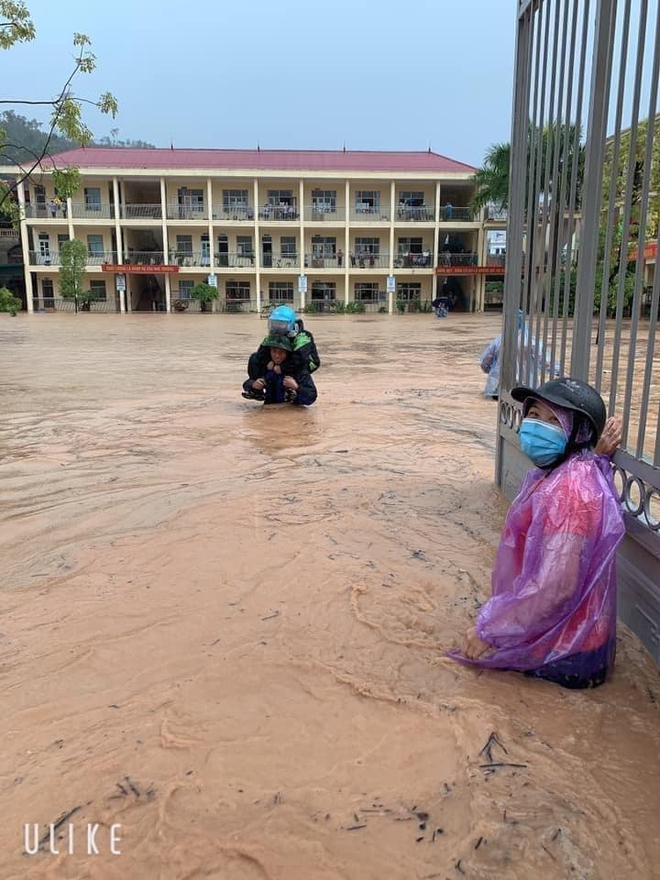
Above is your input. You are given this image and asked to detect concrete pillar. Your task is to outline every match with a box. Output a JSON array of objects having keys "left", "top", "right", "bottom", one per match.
[
  {"left": 160, "top": 177, "right": 169, "bottom": 311},
  {"left": 254, "top": 179, "right": 261, "bottom": 311},
  {"left": 17, "top": 180, "right": 33, "bottom": 311}
]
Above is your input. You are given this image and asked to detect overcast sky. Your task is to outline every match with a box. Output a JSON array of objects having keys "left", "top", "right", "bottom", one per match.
[{"left": 5, "top": 0, "right": 517, "bottom": 167}]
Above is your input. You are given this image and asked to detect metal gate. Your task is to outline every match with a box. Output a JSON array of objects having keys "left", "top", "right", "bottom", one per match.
[{"left": 498, "top": 0, "right": 660, "bottom": 662}]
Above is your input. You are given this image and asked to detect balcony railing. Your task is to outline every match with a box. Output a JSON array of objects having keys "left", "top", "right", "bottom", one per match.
[
  {"left": 437, "top": 252, "right": 478, "bottom": 267},
  {"left": 485, "top": 205, "right": 508, "bottom": 222},
  {"left": 395, "top": 205, "right": 435, "bottom": 222},
  {"left": 439, "top": 205, "right": 475, "bottom": 221},
  {"left": 304, "top": 206, "right": 346, "bottom": 222},
  {"left": 304, "top": 254, "right": 342, "bottom": 269},
  {"left": 70, "top": 203, "right": 115, "bottom": 219},
  {"left": 123, "top": 250, "right": 166, "bottom": 264},
  {"left": 486, "top": 254, "right": 506, "bottom": 267},
  {"left": 349, "top": 207, "right": 391, "bottom": 222},
  {"left": 348, "top": 253, "right": 389, "bottom": 269},
  {"left": 33, "top": 297, "right": 117, "bottom": 313},
  {"left": 166, "top": 203, "right": 208, "bottom": 220},
  {"left": 393, "top": 252, "right": 434, "bottom": 268},
  {"left": 215, "top": 252, "right": 256, "bottom": 268},
  {"left": 24, "top": 204, "right": 68, "bottom": 219},
  {"left": 121, "top": 204, "right": 162, "bottom": 220},
  {"left": 169, "top": 250, "right": 211, "bottom": 267},
  {"left": 212, "top": 206, "right": 255, "bottom": 221},
  {"left": 220, "top": 299, "right": 255, "bottom": 313},
  {"left": 87, "top": 250, "right": 118, "bottom": 265},
  {"left": 29, "top": 250, "right": 61, "bottom": 265},
  {"left": 261, "top": 252, "right": 299, "bottom": 268},
  {"left": 258, "top": 205, "right": 299, "bottom": 221}
]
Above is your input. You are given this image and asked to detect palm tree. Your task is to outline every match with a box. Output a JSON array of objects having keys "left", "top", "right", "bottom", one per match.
[{"left": 471, "top": 142, "right": 510, "bottom": 212}]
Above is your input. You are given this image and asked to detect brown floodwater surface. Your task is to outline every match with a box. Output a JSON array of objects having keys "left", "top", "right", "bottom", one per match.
[{"left": 0, "top": 313, "right": 658, "bottom": 880}]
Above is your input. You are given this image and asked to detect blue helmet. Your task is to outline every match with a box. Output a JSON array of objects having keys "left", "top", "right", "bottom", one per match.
[{"left": 268, "top": 305, "right": 297, "bottom": 337}]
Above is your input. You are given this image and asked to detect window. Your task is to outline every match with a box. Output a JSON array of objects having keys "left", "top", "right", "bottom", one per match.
[
  {"left": 226, "top": 281, "right": 251, "bottom": 301},
  {"left": 176, "top": 235, "right": 193, "bottom": 254},
  {"left": 57, "top": 234, "right": 69, "bottom": 250},
  {"left": 268, "top": 281, "right": 294, "bottom": 302},
  {"left": 177, "top": 280, "right": 194, "bottom": 299},
  {"left": 397, "top": 283, "right": 422, "bottom": 302},
  {"left": 38, "top": 232, "right": 50, "bottom": 262},
  {"left": 223, "top": 189, "right": 249, "bottom": 210},
  {"left": 280, "top": 236, "right": 296, "bottom": 256},
  {"left": 84, "top": 187, "right": 102, "bottom": 211},
  {"left": 354, "top": 237, "right": 380, "bottom": 255},
  {"left": 312, "top": 189, "right": 337, "bottom": 212},
  {"left": 201, "top": 234, "right": 210, "bottom": 266},
  {"left": 237, "top": 236, "right": 253, "bottom": 256},
  {"left": 354, "top": 282, "right": 380, "bottom": 302},
  {"left": 398, "top": 237, "right": 423, "bottom": 254},
  {"left": 87, "top": 234, "right": 104, "bottom": 255},
  {"left": 311, "top": 236, "right": 336, "bottom": 258},
  {"left": 35, "top": 185, "right": 46, "bottom": 210},
  {"left": 42, "top": 278, "right": 54, "bottom": 304},
  {"left": 89, "top": 279, "right": 107, "bottom": 302},
  {"left": 178, "top": 188, "right": 204, "bottom": 208},
  {"left": 267, "top": 190, "right": 294, "bottom": 206},
  {"left": 355, "top": 191, "right": 381, "bottom": 212},
  {"left": 311, "top": 281, "right": 336, "bottom": 302},
  {"left": 399, "top": 191, "right": 425, "bottom": 207}
]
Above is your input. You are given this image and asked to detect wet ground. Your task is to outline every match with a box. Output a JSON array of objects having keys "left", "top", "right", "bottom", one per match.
[{"left": 0, "top": 312, "right": 658, "bottom": 880}]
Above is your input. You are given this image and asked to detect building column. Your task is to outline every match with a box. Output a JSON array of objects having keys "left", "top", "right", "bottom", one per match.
[
  {"left": 433, "top": 181, "right": 441, "bottom": 262},
  {"left": 254, "top": 179, "right": 261, "bottom": 311},
  {"left": 114, "top": 176, "right": 126, "bottom": 314},
  {"left": 344, "top": 179, "right": 350, "bottom": 305},
  {"left": 389, "top": 181, "right": 395, "bottom": 313},
  {"left": 17, "top": 180, "right": 33, "bottom": 311},
  {"left": 206, "top": 177, "right": 215, "bottom": 311},
  {"left": 299, "top": 179, "right": 305, "bottom": 312},
  {"left": 160, "top": 178, "right": 169, "bottom": 312}
]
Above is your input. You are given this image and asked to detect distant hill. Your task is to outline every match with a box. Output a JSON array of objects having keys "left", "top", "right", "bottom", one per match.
[{"left": 0, "top": 111, "right": 155, "bottom": 166}]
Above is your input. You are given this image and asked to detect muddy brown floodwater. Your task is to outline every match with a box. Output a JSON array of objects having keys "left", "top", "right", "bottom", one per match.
[{"left": 0, "top": 313, "right": 659, "bottom": 880}]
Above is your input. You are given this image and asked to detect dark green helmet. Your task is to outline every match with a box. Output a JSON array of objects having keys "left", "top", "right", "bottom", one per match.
[{"left": 263, "top": 335, "right": 293, "bottom": 352}]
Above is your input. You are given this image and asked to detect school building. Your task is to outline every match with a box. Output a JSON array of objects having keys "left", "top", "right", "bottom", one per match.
[{"left": 12, "top": 147, "right": 506, "bottom": 314}]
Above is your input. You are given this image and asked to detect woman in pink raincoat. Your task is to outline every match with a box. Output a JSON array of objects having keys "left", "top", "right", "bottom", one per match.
[{"left": 452, "top": 378, "right": 625, "bottom": 689}]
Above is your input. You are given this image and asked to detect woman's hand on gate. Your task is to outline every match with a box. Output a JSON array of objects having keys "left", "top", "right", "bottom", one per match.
[{"left": 595, "top": 416, "right": 622, "bottom": 458}]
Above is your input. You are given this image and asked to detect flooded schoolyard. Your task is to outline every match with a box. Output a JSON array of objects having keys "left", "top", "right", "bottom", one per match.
[{"left": 0, "top": 312, "right": 658, "bottom": 880}]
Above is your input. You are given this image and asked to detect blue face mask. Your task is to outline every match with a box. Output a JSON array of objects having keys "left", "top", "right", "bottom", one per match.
[{"left": 519, "top": 418, "right": 568, "bottom": 467}]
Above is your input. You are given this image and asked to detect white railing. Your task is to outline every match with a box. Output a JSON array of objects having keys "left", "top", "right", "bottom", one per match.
[
  {"left": 212, "top": 206, "right": 255, "bottom": 221},
  {"left": 215, "top": 252, "right": 256, "bottom": 268},
  {"left": 29, "top": 250, "right": 60, "bottom": 265},
  {"left": 261, "top": 252, "right": 299, "bottom": 268},
  {"left": 24, "top": 204, "right": 68, "bottom": 219},
  {"left": 437, "top": 252, "right": 478, "bottom": 267},
  {"left": 439, "top": 205, "right": 475, "bottom": 221},
  {"left": 166, "top": 203, "right": 208, "bottom": 220},
  {"left": 121, "top": 204, "right": 162, "bottom": 220},
  {"left": 258, "top": 205, "right": 299, "bottom": 221},
  {"left": 395, "top": 205, "right": 435, "bottom": 222},
  {"left": 304, "top": 254, "right": 342, "bottom": 269},
  {"left": 393, "top": 252, "right": 434, "bottom": 268},
  {"left": 70, "top": 203, "right": 115, "bottom": 219},
  {"left": 348, "top": 253, "right": 389, "bottom": 269},
  {"left": 349, "top": 207, "right": 391, "bottom": 222},
  {"left": 123, "top": 251, "right": 166, "bottom": 264},
  {"left": 87, "top": 251, "right": 118, "bottom": 265},
  {"left": 169, "top": 250, "right": 211, "bottom": 267},
  {"left": 304, "top": 205, "right": 346, "bottom": 222}
]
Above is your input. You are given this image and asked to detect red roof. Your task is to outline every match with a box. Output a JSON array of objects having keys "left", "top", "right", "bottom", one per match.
[{"left": 44, "top": 147, "right": 477, "bottom": 175}]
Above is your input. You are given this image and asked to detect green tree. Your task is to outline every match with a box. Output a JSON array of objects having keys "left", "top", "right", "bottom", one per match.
[
  {"left": 471, "top": 124, "right": 584, "bottom": 213},
  {"left": 0, "top": 1, "right": 118, "bottom": 224},
  {"left": 0, "top": 285, "right": 21, "bottom": 314},
  {"left": 59, "top": 239, "right": 87, "bottom": 312},
  {"left": 471, "top": 142, "right": 511, "bottom": 212},
  {"left": 189, "top": 282, "right": 219, "bottom": 313}
]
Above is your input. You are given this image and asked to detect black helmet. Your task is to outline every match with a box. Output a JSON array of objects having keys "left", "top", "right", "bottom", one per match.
[{"left": 511, "top": 378, "right": 607, "bottom": 441}]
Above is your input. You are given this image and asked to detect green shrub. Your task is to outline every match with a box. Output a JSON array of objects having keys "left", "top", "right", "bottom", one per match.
[{"left": 0, "top": 286, "right": 21, "bottom": 316}]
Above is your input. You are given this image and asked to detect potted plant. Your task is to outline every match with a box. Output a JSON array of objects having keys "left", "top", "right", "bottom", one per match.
[
  {"left": 189, "top": 281, "right": 219, "bottom": 313},
  {"left": 173, "top": 299, "right": 189, "bottom": 312}
]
